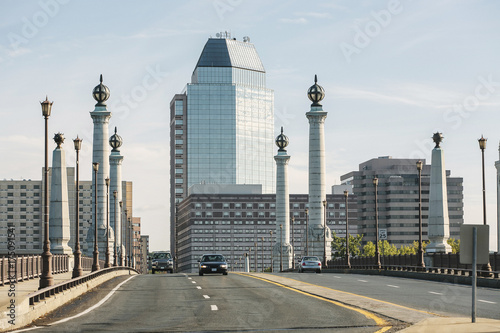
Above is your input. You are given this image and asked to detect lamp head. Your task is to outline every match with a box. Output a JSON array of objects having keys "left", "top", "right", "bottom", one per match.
[
  {"left": 40, "top": 96, "right": 53, "bottom": 117},
  {"left": 92, "top": 162, "right": 99, "bottom": 172}
]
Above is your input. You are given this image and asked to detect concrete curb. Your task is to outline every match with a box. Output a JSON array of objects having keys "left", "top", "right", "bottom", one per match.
[{"left": 0, "top": 270, "right": 137, "bottom": 332}]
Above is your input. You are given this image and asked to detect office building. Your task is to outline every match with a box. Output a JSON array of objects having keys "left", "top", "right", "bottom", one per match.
[
  {"left": 175, "top": 184, "right": 357, "bottom": 273},
  {"left": 170, "top": 33, "right": 275, "bottom": 256},
  {"left": 341, "top": 156, "right": 464, "bottom": 248}
]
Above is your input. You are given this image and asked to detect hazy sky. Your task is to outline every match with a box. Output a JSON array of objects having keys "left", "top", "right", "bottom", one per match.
[{"left": 2, "top": 1, "right": 500, "bottom": 251}]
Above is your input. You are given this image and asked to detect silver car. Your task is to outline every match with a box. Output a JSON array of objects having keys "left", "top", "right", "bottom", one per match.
[{"left": 298, "top": 256, "right": 322, "bottom": 273}]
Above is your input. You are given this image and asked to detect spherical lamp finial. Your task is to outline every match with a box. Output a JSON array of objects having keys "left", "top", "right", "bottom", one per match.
[
  {"left": 92, "top": 74, "right": 110, "bottom": 107},
  {"left": 53, "top": 132, "right": 65, "bottom": 148},
  {"left": 275, "top": 126, "right": 289, "bottom": 152},
  {"left": 432, "top": 132, "right": 443, "bottom": 148},
  {"left": 307, "top": 74, "right": 325, "bottom": 106},
  {"left": 109, "top": 126, "right": 123, "bottom": 152}
]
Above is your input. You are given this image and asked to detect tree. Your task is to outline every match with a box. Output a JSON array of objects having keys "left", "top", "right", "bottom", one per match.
[
  {"left": 362, "top": 241, "right": 375, "bottom": 257},
  {"left": 447, "top": 238, "right": 460, "bottom": 254},
  {"left": 331, "top": 232, "right": 363, "bottom": 259}
]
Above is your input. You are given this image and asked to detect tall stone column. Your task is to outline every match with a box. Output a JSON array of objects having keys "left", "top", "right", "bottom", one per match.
[
  {"left": 49, "top": 133, "right": 73, "bottom": 255},
  {"left": 495, "top": 142, "right": 500, "bottom": 253},
  {"left": 273, "top": 127, "right": 293, "bottom": 271},
  {"left": 89, "top": 75, "right": 112, "bottom": 259},
  {"left": 306, "top": 76, "right": 331, "bottom": 262},
  {"left": 426, "top": 132, "right": 452, "bottom": 253},
  {"left": 109, "top": 127, "right": 124, "bottom": 264}
]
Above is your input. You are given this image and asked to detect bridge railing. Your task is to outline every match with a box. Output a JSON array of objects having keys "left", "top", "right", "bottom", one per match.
[
  {"left": 0, "top": 254, "right": 106, "bottom": 286},
  {"left": 327, "top": 252, "right": 500, "bottom": 278},
  {"left": 29, "top": 266, "right": 138, "bottom": 306}
]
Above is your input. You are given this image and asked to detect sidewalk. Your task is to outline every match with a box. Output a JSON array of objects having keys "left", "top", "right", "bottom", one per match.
[
  {"left": 0, "top": 272, "right": 75, "bottom": 311},
  {"left": 399, "top": 317, "right": 500, "bottom": 332}
]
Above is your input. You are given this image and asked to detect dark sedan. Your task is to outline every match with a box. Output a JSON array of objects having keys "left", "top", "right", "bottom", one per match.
[{"left": 198, "top": 254, "right": 228, "bottom": 276}]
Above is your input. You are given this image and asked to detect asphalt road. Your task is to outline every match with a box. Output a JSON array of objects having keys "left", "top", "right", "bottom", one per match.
[
  {"left": 283, "top": 272, "right": 500, "bottom": 319},
  {"left": 22, "top": 273, "right": 395, "bottom": 332}
]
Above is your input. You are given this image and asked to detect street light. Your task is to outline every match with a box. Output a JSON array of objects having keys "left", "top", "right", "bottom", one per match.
[
  {"left": 343, "top": 192, "right": 350, "bottom": 269},
  {"left": 119, "top": 201, "right": 123, "bottom": 266},
  {"left": 305, "top": 208, "right": 309, "bottom": 256},
  {"left": 124, "top": 208, "right": 128, "bottom": 266},
  {"left": 254, "top": 241, "right": 257, "bottom": 272},
  {"left": 261, "top": 237, "right": 264, "bottom": 272},
  {"left": 72, "top": 136, "right": 83, "bottom": 278},
  {"left": 269, "top": 230, "right": 273, "bottom": 273},
  {"left": 39, "top": 97, "right": 54, "bottom": 289},
  {"left": 91, "top": 162, "right": 100, "bottom": 272},
  {"left": 113, "top": 190, "right": 118, "bottom": 267},
  {"left": 291, "top": 216, "right": 295, "bottom": 269},
  {"left": 478, "top": 135, "right": 493, "bottom": 276},
  {"left": 416, "top": 162, "right": 425, "bottom": 270},
  {"left": 129, "top": 216, "right": 133, "bottom": 268},
  {"left": 322, "top": 200, "right": 327, "bottom": 268},
  {"left": 104, "top": 177, "right": 111, "bottom": 268},
  {"left": 279, "top": 224, "right": 283, "bottom": 272},
  {"left": 373, "top": 178, "right": 381, "bottom": 269}
]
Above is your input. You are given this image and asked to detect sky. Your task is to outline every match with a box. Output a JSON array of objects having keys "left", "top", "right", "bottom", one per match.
[{"left": 1, "top": 0, "right": 500, "bottom": 252}]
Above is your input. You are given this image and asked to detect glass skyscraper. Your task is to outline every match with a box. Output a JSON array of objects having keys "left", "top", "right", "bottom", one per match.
[{"left": 170, "top": 34, "right": 275, "bottom": 255}]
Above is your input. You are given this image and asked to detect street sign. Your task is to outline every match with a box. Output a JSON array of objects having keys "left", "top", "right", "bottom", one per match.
[
  {"left": 460, "top": 224, "right": 489, "bottom": 265},
  {"left": 379, "top": 229, "right": 387, "bottom": 240}
]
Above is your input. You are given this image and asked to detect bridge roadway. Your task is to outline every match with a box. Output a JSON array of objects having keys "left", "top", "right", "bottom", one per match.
[{"left": 12, "top": 272, "right": 500, "bottom": 332}]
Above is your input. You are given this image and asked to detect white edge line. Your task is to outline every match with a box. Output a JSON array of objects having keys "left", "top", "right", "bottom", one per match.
[
  {"left": 428, "top": 291, "right": 443, "bottom": 295},
  {"left": 51, "top": 275, "right": 137, "bottom": 326},
  {"left": 387, "top": 285, "right": 400, "bottom": 288},
  {"left": 478, "top": 300, "right": 496, "bottom": 304}
]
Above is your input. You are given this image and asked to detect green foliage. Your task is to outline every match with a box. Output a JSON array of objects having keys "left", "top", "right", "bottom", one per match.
[
  {"left": 362, "top": 242, "right": 375, "bottom": 257},
  {"left": 331, "top": 232, "right": 363, "bottom": 259},
  {"left": 447, "top": 238, "right": 460, "bottom": 254},
  {"left": 363, "top": 240, "right": 430, "bottom": 257}
]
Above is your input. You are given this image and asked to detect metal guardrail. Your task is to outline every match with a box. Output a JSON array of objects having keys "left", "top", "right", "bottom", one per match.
[
  {"left": 29, "top": 266, "right": 139, "bottom": 306},
  {"left": 327, "top": 252, "right": 500, "bottom": 279},
  {"left": 0, "top": 254, "right": 106, "bottom": 286}
]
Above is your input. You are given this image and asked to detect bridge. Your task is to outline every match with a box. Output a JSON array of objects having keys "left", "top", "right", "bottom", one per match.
[{"left": 1, "top": 254, "right": 500, "bottom": 332}]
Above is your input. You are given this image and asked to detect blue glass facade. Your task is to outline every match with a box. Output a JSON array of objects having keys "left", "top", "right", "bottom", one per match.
[{"left": 186, "top": 38, "right": 274, "bottom": 194}]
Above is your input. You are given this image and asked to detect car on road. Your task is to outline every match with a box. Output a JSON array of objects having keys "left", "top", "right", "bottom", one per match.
[
  {"left": 298, "top": 256, "right": 322, "bottom": 273},
  {"left": 151, "top": 251, "right": 174, "bottom": 274},
  {"left": 198, "top": 254, "right": 228, "bottom": 276}
]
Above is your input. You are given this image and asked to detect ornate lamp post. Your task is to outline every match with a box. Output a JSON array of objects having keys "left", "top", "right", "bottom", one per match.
[
  {"left": 478, "top": 136, "right": 493, "bottom": 276},
  {"left": 322, "top": 200, "right": 327, "bottom": 268},
  {"left": 129, "top": 216, "right": 133, "bottom": 268},
  {"left": 291, "top": 216, "right": 295, "bottom": 269},
  {"left": 261, "top": 237, "right": 264, "bottom": 272},
  {"left": 279, "top": 224, "right": 283, "bottom": 272},
  {"left": 104, "top": 177, "right": 111, "bottom": 268},
  {"left": 305, "top": 208, "right": 309, "bottom": 256},
  {"left": 39, "top": 97, "right": 54, "bottom": 289},
  {"left": 119, "top": 201, "right": 124, "bottom": 266},
  {"left": 113, "top": 190, "right": 118, "bottom": 266},
  {"left": 373, "top": 178, "right": 381, "bottom": 269},
  {"left": 344, "top": 191, "right": 350, "bottom": 269},
  {"left": 72, "top": 136, "right": 83, "bottom": 278},
  {"left": 269, "top": 230, "right": 273, "bottom": 273},
  {"left": 416, "top": 162, "right": 425, "bottom": 269},
  {"left": 91, "top": 162, "right": 100, "bottom": 272},
  {"left": 124, "top": 208, "right": 128, "bottom": 266},
  {"left": 254, "top": 241, "right": 258, "bottom": 272}
]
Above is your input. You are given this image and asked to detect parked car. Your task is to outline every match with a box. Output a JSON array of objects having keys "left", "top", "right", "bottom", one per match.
[
  {"left": 198, "top": 254, "right": 228, "bottom": 276},
  {"left": 298, "top": 256, "right": 322, "bottom": 273},
  {"left": 151, "top": 251, "right": 174, "bottom": 274}
]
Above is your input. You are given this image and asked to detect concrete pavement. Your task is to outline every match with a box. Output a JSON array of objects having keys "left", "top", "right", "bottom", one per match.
[{"left": 241, "top": 273, "right": 500, "bottom": 333}]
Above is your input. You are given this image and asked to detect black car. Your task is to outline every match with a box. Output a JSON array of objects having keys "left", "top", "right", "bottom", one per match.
[
  {"left": 198, "top": 254, "right": 228, "bottom": 276},
  {"left": 151, "top": 251, "right": 174, "bottom": 274}
]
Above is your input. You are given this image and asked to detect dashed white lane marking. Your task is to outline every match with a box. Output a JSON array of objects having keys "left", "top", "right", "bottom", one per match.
[
  {"left": 192, "top": 281, "right": 196, "bottom": 283},
  {"left": 429, "top": 291, "right": 443, "bottom": 295},
  {"left": 333, "top": 276, "right": 341, "bottom": 279},
  {"left": 196, "top": 286, "right": 202, "bottom": 289},
  {"left": 478, "top": 300, "right": 496, "bottom": 304},
  {"left": 211, "top": 305, "right": 218, "bottom": 311},
  {"left": 203, "top": 295, "right": 210, "bottom": 299},
  {"left": 387, "top": 285, "right": 400, "bottom": 288},
  {"left": 358, "top": 280, "right": 368, "bottom": 283},
  {"left": 188, "top": 277, "right": 192, "bottom": 280}
]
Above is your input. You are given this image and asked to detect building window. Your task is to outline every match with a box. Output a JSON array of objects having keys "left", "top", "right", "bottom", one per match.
[
  {"left": 175, "top": 149, "right": 183, "bottom": 155},
  {"left": 175, "top": 139, "right": 184, "bottom": 145},
  {"left": 175, "top": 179, "right": 183, "bottom": 184},
  {"left": 175, "top": 129, "right": 183, "bottom": 135},
  {"left": 175, "top": 159, "right": 183, "bottom": 164},
  {"left": 175, "top": 169, "right": 183, "bottom": 174}
]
